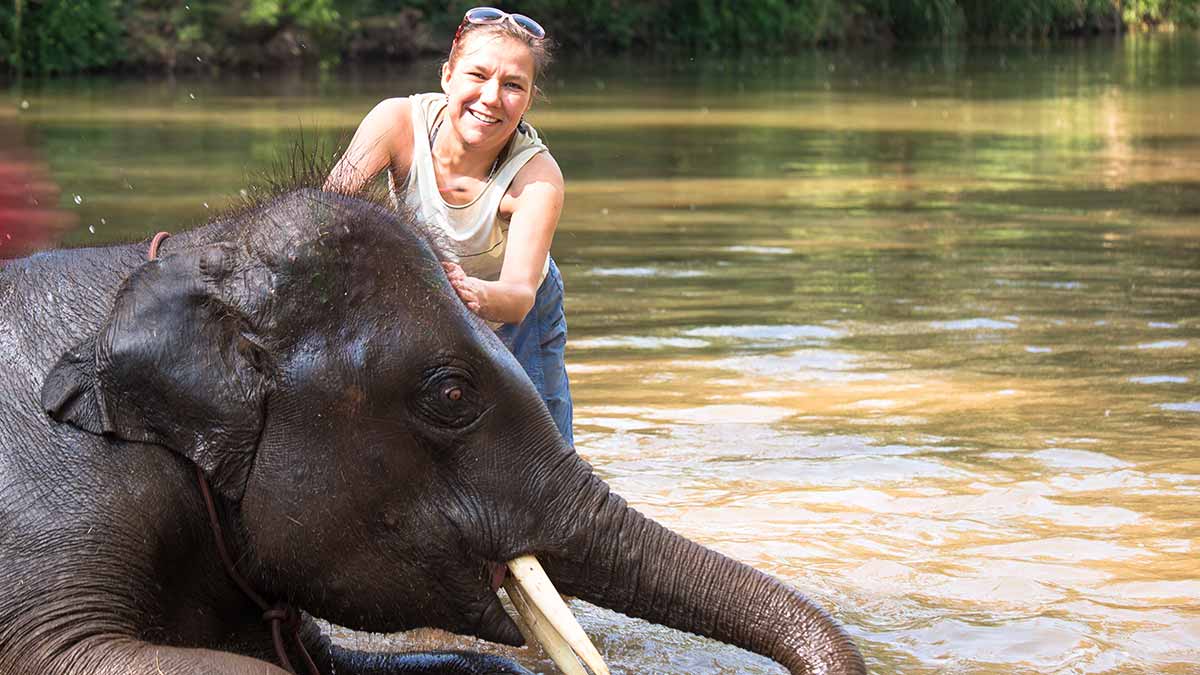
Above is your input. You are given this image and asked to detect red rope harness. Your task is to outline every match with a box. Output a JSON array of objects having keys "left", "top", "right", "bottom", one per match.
[
  {"left": 147, "top": 231, "right": 171, "bottom": 261},
  {"left": 149, "top": 232, "right": 320, "bottom": 675}
]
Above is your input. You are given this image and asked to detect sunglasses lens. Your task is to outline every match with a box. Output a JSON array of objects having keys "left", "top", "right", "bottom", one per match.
[
  {"left": 466, "top": 7, "right": 506, "bottom": 23},
  {"left": 462, "top": 7, "right": 546, "bottom": 40},
  {"left": 511, "top": 13, "right": 546, "bottom": 39}
]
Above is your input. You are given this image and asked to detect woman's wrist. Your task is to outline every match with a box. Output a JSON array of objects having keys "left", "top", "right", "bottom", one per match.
[
  {"left": 474, "top": 279, "right": 539, "bottom": 324},
  {"left": 442, "top": 262, "right": 535, "bottom": 324}
]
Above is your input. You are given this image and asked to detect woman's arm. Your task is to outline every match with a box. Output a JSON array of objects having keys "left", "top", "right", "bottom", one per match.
[
  {"left": 443, "top": 152, "right": 565, "bottom": 324},
  {"left": 324, "top": 98, "right": 412, "bottom": 194}
]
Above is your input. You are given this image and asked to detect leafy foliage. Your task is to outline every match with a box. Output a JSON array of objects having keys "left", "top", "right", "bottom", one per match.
[
  {"left": 3, "top": 0, "right": 1199, "bottom": 74},
  {"left": 1, "top": 0, "right": 123, "bottom": 74}
]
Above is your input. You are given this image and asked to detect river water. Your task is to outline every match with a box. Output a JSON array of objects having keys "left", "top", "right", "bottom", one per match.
[{"left": 5, "top": 33, "right": 1198, "bottom": 675}]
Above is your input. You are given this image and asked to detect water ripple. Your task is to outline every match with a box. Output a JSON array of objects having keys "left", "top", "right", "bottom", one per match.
[{"left": 931, "top": 318, "right": 1020, "bottom": 331}]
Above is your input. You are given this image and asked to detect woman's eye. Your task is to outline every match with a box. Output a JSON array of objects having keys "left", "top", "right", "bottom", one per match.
[{"left": 505, "top": 82, "right": 524, "bottom": 91}]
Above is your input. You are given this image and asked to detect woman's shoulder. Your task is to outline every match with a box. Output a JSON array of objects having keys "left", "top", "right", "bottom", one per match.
[
  {"left": 406, "top": 91, "right": 444, "bottom": 106},
  {"left": 366, "top": 96, "right": 412, "bottom": 122},
  {"left": 508, "top": 150, "right": 564, "bottom": 210},
  {"left": 355, "top": 97, "right": 415, "bottom": 150},
  {"left": 518, "top": 150, "right": 563, "bottom": 185}
]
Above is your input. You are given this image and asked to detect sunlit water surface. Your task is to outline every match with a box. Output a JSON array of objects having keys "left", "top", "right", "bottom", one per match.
[{"left": 5, "top": 34, "right": 1198, "bottom": 675}]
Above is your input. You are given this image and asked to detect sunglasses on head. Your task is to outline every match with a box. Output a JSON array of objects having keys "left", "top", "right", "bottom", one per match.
[{"left": 453, "top": 6, "right": 546, "bottom": 44}]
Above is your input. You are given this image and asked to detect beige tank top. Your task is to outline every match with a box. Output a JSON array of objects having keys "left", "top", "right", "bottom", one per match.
[{"left": 393, "top": 92, "right": 549, "bottom": 283}]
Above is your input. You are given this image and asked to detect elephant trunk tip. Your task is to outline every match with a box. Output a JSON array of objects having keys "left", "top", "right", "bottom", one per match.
[{"left": 774, "top": 599, "right": 868, "bottom": 675}]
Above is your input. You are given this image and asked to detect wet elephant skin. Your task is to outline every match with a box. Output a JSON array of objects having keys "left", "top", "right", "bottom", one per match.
[{"left": 0, "top": 189, "right": 866, "bottom": 675}]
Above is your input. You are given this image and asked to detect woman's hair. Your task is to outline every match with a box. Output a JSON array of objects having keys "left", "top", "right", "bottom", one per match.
[{"left": 447, "top": 21, "right": 555, "bottom": 87}]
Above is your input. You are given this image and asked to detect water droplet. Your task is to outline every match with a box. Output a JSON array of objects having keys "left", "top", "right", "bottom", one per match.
[
  {"left": 196, "top": 56, "right": 203, "bottom": 63},
  {"left": 189, "top": 93, "right": 196, "bottom": 100},
  {"left": 73, "top": 194, "right": 83, "bottom": 205},
  {"left": 88, "top": 225, "right": 96, "bottom": 234},
  {"left": 203, "top": 202, "right": 210, "bottom": 209},
  {"left": 239, "top": 189, "right": 249, "bottom": 198},
  {"left": 100, "top": 218, "right": 107, "bottom": 225},
  {"left": 19, "top": 100, "right": 29, "bottom": 110}
]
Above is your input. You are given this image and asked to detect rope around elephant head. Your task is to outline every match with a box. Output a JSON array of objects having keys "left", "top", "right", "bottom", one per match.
[{"left": 148, "top": 232, "right": 320, "bottom": 675}]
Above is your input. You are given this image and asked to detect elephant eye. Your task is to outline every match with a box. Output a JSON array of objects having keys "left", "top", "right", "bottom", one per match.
[{"left": 417, "top": 369, "right": 482, "bottom": 429}]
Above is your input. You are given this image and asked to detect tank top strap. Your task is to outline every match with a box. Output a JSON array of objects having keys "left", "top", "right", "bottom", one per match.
[{"left": 486, "top": 144, "right": 545, "bottom": 215}]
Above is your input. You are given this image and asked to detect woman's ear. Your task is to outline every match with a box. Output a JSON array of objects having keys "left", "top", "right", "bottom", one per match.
[
  {"left": 41, "top": 242, "right": 273, "bottom": 502},
  {"left": 440, "top": 60, "right": 452, "bottom": 92}
]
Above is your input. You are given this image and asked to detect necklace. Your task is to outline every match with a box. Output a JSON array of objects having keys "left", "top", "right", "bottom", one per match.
[{"left": 429, "top": 115, "right": 503, "bottom": 183}]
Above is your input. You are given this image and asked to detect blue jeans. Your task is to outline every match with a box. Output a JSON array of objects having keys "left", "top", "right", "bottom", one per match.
[{"left": 495, "top": 257, "right": 573, "bottom": 446}]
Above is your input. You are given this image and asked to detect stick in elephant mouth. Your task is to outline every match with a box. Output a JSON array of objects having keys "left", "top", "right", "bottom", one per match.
[{"left": 501, "top": 555, "right": 610, "bottom": 675}]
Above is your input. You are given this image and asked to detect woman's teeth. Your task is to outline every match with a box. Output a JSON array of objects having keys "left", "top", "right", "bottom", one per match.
[{"left": 469, "top": 109, "right": 500, "bottom": 124}]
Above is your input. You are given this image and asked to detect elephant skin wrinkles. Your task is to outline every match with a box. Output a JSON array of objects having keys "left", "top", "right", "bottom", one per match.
[{"left": 0, "top": 188, "right": 867, "bottom": 675}]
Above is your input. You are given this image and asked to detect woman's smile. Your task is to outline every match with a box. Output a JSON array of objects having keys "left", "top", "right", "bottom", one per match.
[{"left": 468, "top": 108, "right": 502, "bottom": 125}]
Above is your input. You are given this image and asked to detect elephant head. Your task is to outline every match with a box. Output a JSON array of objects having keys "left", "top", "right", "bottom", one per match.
[{"left": 41, "top": 189, "right": 865, "bottom": 675}]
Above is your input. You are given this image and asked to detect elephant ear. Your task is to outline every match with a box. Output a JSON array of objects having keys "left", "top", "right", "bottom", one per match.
[{"left": 41, "top": 242, "right": 274, "bottom": 501}]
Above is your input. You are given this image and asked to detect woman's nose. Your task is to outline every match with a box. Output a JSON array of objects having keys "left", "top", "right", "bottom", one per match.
[{"left": 480, "top": 79, "right": 501, "bottom": 104}]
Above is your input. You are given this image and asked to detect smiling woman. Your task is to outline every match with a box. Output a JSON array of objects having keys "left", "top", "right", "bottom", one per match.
[{"left": 324, "top": 7, "right": 574, "bottom": 448}]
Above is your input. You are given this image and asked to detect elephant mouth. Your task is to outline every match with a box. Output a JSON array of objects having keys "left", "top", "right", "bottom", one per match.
[
  {"left": 487, "top": 560, "right": 508, "bottom": 593},
  {"left": 475, "top": 555, "right": 610, "bottom": 675}
]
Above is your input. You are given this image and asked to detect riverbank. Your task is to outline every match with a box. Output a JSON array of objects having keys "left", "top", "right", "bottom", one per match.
[{"left": 2, "top": 1, "right": 1198, "bottom": 76}]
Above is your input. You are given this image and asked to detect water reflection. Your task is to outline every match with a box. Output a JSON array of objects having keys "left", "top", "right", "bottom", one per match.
[
  {"left": 7, "top": 32, "right": 1200, "bottom": 675},
  {"left": 0, "top": 111, "right": 74, "bottom": 258}
]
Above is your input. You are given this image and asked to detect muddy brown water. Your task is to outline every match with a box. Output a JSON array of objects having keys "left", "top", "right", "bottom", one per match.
[{"left": 5, "top": 33, "right": 1199, "bottom": 674}]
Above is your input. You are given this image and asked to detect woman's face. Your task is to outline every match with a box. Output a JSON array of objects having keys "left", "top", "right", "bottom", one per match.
[{"left": 441, "top": 33, "right": 535, "bottom": 151}]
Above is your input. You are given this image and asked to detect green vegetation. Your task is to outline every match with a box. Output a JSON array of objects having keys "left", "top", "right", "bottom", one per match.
[
  {"left": 2, "top": 0, "right": 122, "bottom": 74},
  {"left": 3, "top": 0, "right": 1199, "bottom": 74}
]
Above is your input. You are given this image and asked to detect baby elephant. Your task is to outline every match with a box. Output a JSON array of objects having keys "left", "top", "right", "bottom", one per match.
[{"left": 0, "top": 189, "right": 866, "bottom": 674}]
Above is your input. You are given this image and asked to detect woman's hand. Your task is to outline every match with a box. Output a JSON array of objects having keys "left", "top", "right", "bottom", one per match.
[
  {"left": 442, "top": 261, "right": 486, "bottom": 315},
  {"left": 442, "top": 261, "right": 538, "bottom": 324}
]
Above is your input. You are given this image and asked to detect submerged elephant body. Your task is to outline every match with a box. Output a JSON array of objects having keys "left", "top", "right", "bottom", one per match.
[{"left": 0, "top": 189, "right": 865, "bottom": 674}]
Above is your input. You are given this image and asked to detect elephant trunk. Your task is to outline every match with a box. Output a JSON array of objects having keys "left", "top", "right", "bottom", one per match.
[{"left": 542, "top": 494, "right": 866, "bottom": 675}]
